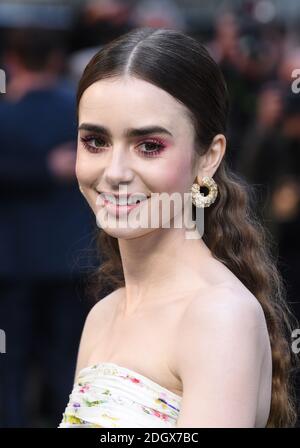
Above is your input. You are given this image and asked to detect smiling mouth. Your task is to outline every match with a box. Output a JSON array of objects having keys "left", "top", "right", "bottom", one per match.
[
  {"left": 98, "top": 192, "right": 151, "bottom": 206},
  {"left": 106, "top": 201, "right": 147, "bottom": 207},
  {"left": 103, "top": 197, "right": 150, "bottom": 206}
]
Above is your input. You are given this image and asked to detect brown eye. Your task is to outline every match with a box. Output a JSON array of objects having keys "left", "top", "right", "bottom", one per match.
[
  {"left": 137, "top": 139, "right": 166, "bottom": 158},
  {"left": 80, "top": 136, "right": 107, "bottom": 153}
]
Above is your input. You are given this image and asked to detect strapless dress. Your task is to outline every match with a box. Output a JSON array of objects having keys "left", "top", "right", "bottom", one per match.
[{"left": 59, "top": 362, "right": 182, "bottom": 428}]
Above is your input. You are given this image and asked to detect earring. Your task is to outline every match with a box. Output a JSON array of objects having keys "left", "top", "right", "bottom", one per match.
[{"left": 191, "top": 176, "right": 218, "bottom": 208}]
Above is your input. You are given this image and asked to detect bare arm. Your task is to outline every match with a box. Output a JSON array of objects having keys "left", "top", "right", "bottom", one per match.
[{"left": 174, "top": 286, "right": 267, "bottom": 427}]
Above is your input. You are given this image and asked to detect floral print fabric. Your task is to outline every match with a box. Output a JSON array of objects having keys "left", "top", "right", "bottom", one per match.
[{"left": 59, "top": 362, "right": 182, "bottom": 428}]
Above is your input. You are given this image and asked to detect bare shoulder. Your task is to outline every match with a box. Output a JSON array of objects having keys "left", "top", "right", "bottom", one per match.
[
  {"left": 84, "top": 287, "right": 123, "bottom": 325},
  {"left": 174, "top": 282, "right": 268, "bottom": 378},
  {"left": 182, "top": 282, "right": 267, "bottom": 334},
  {"left": 73, "top": 287, "right": 124, "bottom": 380}
]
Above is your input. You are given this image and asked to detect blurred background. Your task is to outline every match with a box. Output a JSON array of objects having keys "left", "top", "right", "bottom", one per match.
[{"left": 0, "top": 0, "right": 300, "bottom": 428}]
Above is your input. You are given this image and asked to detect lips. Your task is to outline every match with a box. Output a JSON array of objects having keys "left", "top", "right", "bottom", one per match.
[{"left": 99, "top": 194, "right": 150, "bottom": 218}]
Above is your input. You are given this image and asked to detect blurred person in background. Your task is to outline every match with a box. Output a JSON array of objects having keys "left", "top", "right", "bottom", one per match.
[
  {"left": 207, "top": 12, "right": 287, "bottom": 170},
  {"left": 67, "top": 0, "right": 133, "bottom": 84},
  {"left": 67, "top": 0, "right": 186, "bottom": 85},
  {"left": 236, "top": 47, "right": 300, "bottom": 234},
  {"left": 0, "top": 27, "right": 95, "bottom": 427}
]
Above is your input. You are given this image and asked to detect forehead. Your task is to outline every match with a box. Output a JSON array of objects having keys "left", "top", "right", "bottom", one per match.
[{"left": 78, "top": 76, "right": 193, "bottom": 134}]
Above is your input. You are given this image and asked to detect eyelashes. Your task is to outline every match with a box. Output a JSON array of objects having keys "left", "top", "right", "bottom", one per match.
[{"left": 79, "top": 135, "right": 166, "bottom": 158}]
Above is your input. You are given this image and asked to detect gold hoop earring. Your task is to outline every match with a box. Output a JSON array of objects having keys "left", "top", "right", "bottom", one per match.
[{"left": 190, "top": 176, "right": 218, "bottom": 208}]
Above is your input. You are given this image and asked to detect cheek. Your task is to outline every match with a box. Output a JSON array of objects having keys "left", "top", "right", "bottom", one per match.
[
  {"left": 152, "top": 156, "right": 192, "bottom": 194},
  {"left": 75, "top": 150, "right": 100, "bottom": 186}
]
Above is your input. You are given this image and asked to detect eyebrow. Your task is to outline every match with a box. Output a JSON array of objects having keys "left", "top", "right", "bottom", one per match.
[{"left": 78, "top": 123, "right": 173, "bottom": 138}]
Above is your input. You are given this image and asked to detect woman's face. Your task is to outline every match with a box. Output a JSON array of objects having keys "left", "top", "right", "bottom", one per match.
[{"left": 76, "top": 76, "right": 198, "bottom": 239}]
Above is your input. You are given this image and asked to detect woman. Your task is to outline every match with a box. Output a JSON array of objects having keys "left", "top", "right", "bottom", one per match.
[{"left": 59, "top": 27, "right": 299, "bottom": 428}]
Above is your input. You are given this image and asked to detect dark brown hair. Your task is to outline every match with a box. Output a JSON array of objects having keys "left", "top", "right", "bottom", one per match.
[{"left": 76, "top": 27, "right": 300, "bottom": 427}]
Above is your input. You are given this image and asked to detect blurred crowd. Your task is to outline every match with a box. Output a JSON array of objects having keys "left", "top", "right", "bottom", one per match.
[{"left": 0, "top": 0, "right": 299, "bottom": 427}]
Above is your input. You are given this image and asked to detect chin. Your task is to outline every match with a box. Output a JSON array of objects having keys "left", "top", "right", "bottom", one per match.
[{"left": 98, "top": 225, "right": 156, "bottom": 240}]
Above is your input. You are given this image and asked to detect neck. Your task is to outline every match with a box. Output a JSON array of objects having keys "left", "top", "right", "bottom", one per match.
[{"left": 118, "top": 224, "right": 215, "bottom": 317}]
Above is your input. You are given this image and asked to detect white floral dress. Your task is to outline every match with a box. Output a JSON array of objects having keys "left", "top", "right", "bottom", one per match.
[{"left": 59, "top": 362, "right": 182, "bottom": 428}]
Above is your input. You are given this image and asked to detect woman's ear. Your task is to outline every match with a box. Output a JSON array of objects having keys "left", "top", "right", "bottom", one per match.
[{"left": 198, "top": 134, "right": 226, "bottom": 178}]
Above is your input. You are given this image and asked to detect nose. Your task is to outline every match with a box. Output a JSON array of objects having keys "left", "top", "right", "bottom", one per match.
[{"left": 103, "top": 145, "right": 133, "bottom": 187}]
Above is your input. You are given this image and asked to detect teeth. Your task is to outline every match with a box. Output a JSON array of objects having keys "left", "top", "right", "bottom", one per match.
[
  {"left": 116, "top": 196, "right": 129, "bottom": 205},
  {"left": 102, "top": 193, "right": 149, "bottom": 206},
  {"left": 127, "top": 195, "right": 148, "bottom": 205},
  {"left": 102, "top": 194, "right": 116, "bottom": 204}
]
